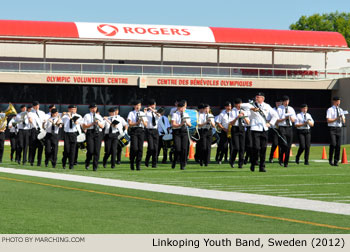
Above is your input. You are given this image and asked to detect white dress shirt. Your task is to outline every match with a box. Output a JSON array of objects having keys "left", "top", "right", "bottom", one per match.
[
  {"left": 29, "top": 109, "right": 46, "bottom": 130},
  {"left": 241, "top": 102, "right": 278, "bottom": 132},
  {"left": 145, "top": 110, "right": 160, "bottom": 129},
  {"left": 158, "top": 115, "right": 171, "bottom": 135},
  {"left": 169, "top": 107, "right": 177, "bottom": 117},
  {"left": 277, "top": 105, "right": 296, "bottom": 127},
  {"left": 171, "top": 111, "right": 190, "bottom": 129},
  {"left": 198, "top": 113, "right": 215, "bottom": 129},
  {"left": 326, "top": 105, "right": 344, "bottom": 127},
  {"left": 61, "top": 113, "right": 82, "bottom": 133},
  {"left": 15, "top": 112, "right": 32, "bottom": 130},
  {"left": 83, "top": 113, "right": 105, "bottom": 132},
  {"left": 104, "top": 115, "right": 127, "bottom": 134},
  {"left": 127, "top": 110, "right": 148, "bottom": 128},
  {"left": 230, "top": 108, "right": 247, "bottom": 127},
  {"left": 44, "top": 116, "right": 60, "bottom": 134},
  {"left": 296, "top": 112, "right": 314, "bottom": 130},
  {"left": 215, "top": 110, "right": 233, "bottom": 129},
  {"left": 8, "top": 117, "right": 18, "bottom": 133}
]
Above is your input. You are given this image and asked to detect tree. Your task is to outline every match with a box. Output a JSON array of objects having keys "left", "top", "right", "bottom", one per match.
[{"left": 290, "top": 12, "right": 350, "bottom": 47}]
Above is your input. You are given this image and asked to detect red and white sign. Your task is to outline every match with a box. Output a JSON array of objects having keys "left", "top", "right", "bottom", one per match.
[{"left": 75, "top": 22, "right": 215, "bottom": 43}]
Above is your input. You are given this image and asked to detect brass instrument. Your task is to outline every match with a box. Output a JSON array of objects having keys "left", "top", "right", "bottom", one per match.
[
  {"left": 227, "top": 124, "right": 232, "bottom": 139},
  {"left": 0, "top": 103, "right": 17, "bottom": 131}
]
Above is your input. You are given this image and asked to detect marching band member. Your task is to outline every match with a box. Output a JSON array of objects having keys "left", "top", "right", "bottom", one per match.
[
  {"left": 268, "top": 98, "right": 282, "bottom": 163},
  {"left": 197, "top": 104, "right": 215, "bottom": 166},
  {"left": 229, "top": 98, "right": 250, "bottom": 168},
  {"left": 15, "top": 105, "right": 31, "bottom": 164},
  {"left": 43, "top": 108, "right": 62, "bottom": 168},
  {"left": 114, "top": 107, "right": 128, "bottom": 164},
  {"left": 171, "top": 101, "right": 191, "bottom": 170},
  {"left": 215, "top": 101, "right": 233, "bottom": 165},
  {"left": 145, "top": 99, "right": 160, "bottom": 168},
  {"left": 295, "top": 104, "right": 314, "bottom": 165},
  {"left": 157, "top": 107, "right": 171, "bottom": 164},
  {"left": 241, "top": 92, "right": 278, "bottom": 172},
  {"left": 169, "top": 100, "right": 178, "bottom": 118},
  {"left": 243, "top": 110, "right": 252, "bottom": 165},
  {"left": 28, "top": 101, "right": 46, "bottom": 166},
  {"left": 103, "top": 107, "right": 116, "bottom": 168},
  {"left": 276, "top": 96, "right": 296, "bottom": 167},
  {"left": 8, "top": 115, "right": 18, "bottom": 162},
  {"left": 82, "top": 103, "right": 105, "bottom": 171},
  {"left": 326, "top": 96, "right": 345, "bottom": 166},
  {"left": 127, "top": 100, "right": 148, "bottom": 171},
  {"left": 61, "top": 105, "right": 82, "bottom": 169},
  {"left": 0, "top": 113, "right": 6, "bottom": 163},
  {"left": 195, "top": 103, "right": 205, "bottom": 163}
]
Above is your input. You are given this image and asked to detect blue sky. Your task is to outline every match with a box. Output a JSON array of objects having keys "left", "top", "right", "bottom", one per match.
[{"left": 1, "top": 0, "right": 349, "bottom": 30}]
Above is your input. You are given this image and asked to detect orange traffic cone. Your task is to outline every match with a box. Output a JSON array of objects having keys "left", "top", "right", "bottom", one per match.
[
  {"left": 322, "top": 146, "right": 327, "bottom": 160},
  {"left": 273, "top": 146, "right": 279, "bottom": 159},
  {"left": 125, "top": 146, "right": 130, "bottom": 158},
  {"left": 189, "top": 142, "right": 195, "bottom": 160},
  {"left": 341, "top": 148, "right": 348, "bottom": 164}
]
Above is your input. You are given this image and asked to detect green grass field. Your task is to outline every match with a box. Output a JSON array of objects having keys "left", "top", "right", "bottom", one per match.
[{"left": 0, "top": 144, "right": 349, "bottom": 234}]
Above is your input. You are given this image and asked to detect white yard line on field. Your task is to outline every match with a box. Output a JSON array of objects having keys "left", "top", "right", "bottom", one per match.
[{"left": 0, "top": 167, "right": 349, "bottom": 216}]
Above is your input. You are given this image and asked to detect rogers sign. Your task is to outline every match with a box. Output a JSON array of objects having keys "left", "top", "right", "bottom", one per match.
[
  {"left": 76, "top": 22, "right": 215, "bottom": 42},
  {"left": 97, "top": 24, "right": 190, "bottom": 37}
]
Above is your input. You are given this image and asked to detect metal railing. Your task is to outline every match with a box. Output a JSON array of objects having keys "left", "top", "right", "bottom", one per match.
[{"left": 0, "top": 60, "right": 349, "bottom": 79}]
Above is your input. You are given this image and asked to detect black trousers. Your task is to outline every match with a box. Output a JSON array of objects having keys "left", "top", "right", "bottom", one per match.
[
  {"left": 9, "top": 132, "right": 18, "bottom": 161},
  {"left": 251, "top": 130, "right": 268, "bottom": 170},
  {"left": 85, "top": 130, "right": 103, "bottom": 170},
  {"left": 217, "top": 131, "right": 229, "bottom": 162},
  {"left": 29, "top": 129, "right": 44, "bottom": 165},
  {"left": 230, "top": 127, "right": 245, "bottom": 167},
  {"left": 329, "top": 127, "right": 342, "bottom": 164},
  {"left": 0, "top": 132, "right": 4, "bottom": 162},
  {"left": 278, "top": 126, "right": 293, "bottom": 165},
  {"left": 129, "top": 127, "right": 145, "bottom": 169},
  {"left": 103, "top": 133, "right": 119, "bottom": 167},
  {"left": 16, "top": 129, "right": 30, "bottom": 163},
  {"left": 198, "top": 128, "right": 212, "bottom": 165},
  {"left": 158, "top": 135, "right": 168, "bottom": 163},
  {"left": 145, "top": 129, "right": 159, "bottom": 166},
  {"left": 173, "top": 127, "right": 188, "bottom": 169},
  {"left": 296, "top": 129, "right": 311, "bottom": 163},
  {"left": 269, "top": 128, "right": 279, "bottom": 160},
  {"left": 62, "top": 132, "right": 78, "bottom": 168},
  {"left": 244, "top": 127, "right": 252, "bottom": 162},
  {"left": 44, "top": 133, "right": 59, "bottom": 166}
]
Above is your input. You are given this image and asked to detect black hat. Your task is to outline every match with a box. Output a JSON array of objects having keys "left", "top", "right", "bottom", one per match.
[
  {"left": 234, "top": 98, "right": 242, "bottom": 104},
  {"left": 300, "top": 104, "right": 308, "bottom": 108},
  {"left": 276, "top": 98, "right": 283, "bottom": 102},
  {"left": 224, "top": 101, "right": 232, "bottom": 107},
  {"left": 68, "top": 105, "right": 76, "bottom": 109},
  {"left": 333, "top": 96, "right": 341, "bottom": 101},
  {"left": 49, "top": 104, "right": 55, "bottom": 109},
  {"left": 20, "top": 104, "right": 26, "bottom": 109},
  {"left": 282, "top": 95, "right": 289, "bottom": 101},
  {"left": 108, "top": 107, "right": 115, "bottom": 113},
  {"left": 27, "top": 105, "right": 32, "bottom": 109},
  {"left": 32, "top": 101, "right": 39, "bottom": 106},
  {"left": 115, "top": 106, "right": 120, "bottom": 111},
  {"left": 198, "top": 103, "right": 205, "bottom": 109},
  {"left": 256, "top": 92, "right": 265, "bottom": 97},
  {"left": 89, "top": 103, "right": 97, "bottom": 108},
  {"left": 51, "top": 108, "right": 58, "bottom": 114},
  {"left": 133, "top": 100, "right": 141, "bottom": 106},
  {"left": 203, "top": 103, "right": 209, "bottom": 108},
  {"left": 177, "top": 102, "right": 185, "bottom": 108}
]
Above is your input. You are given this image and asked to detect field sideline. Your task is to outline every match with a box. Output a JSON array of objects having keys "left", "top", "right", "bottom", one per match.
[{"left": 0, "top": 145, "right": 349, "bottom": 234}]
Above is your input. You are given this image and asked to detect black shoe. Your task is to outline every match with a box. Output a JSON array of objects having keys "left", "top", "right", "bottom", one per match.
[
  {"left": 93, "top": 167, "right": 97, "bottom": 171},
  {"left": 37, "top": 162, "right": 41, "bottom": 167},
  {"left": 69, "top": 166, "right": 74, "bottom": 170},
  {"left": 284, "top": 164, "right": 288, "bottom": 168},
  {"left": 259, "top": 168, "right": 267, "bottom": 172},
  {"left": 136, "top": 164, "right": 141, "bottom": 170},
  {"left": 103, "top": 163, "right": 106, "bottom": 168},
  {"left": 52, "top": 165, "right": 56, "bottom": 168},
  {"left": 238, "top": 164, "right": 243, "bottom": 168},
  {"left": 116, "top": 161, "right": 121, "bottom": 165},
  {"left": 111, "top": 166, "right": 115, "bottom": 169},
  {"left": 30, "top": 163, "right": 33, "bottom": 166},
  {"left": 279, "top": 161, "right": 283, "bottom": 167},
  {"left": 130, "top": 164, "right": 135, "bottom": 170},
  {"left": 199, "top": 160, "right": 203, "bottom": 166},
  {"left": 255, "top": 161, "right": 259, "bottom": 166},
  {"left": 152, "top": 165, "right": 157, "bottom": 168},
  {"left": 63, "top": 166, "right": 66, "bottom": 169},
  {"left": 334, "top": 162, "right": 339, "bottom": 166},
  {"left": 329, "top": 160, "right": 334, "bottom": 166},
  {"left": 17, "top": 160, "right": 21, "bottom": 164},
  {"left": 304, "top": 162, "right": 309, "bottom": 165},
  {"left": 145, "top": 160, "right": 149, "bottom": 167},
  {"left": 204, "top": 163, "right": 208, "bottom": 167},
  {"left": 250, "top": 165, "right": 255, "bottom": 172},
  {"left": 171, "top": 162, "right": 176, "bottom": 169},
  {"left": 230, "top": 163, "right": 234, "bottom": 168},
  {"left": 295, "top": 156, "right": 299, "bottom": 164},
  {"left": 180, "top": 165, "right": 185, "bottom": 170},
  {"left": 73, "top": 162, "right": 78, "bottom": 165}
]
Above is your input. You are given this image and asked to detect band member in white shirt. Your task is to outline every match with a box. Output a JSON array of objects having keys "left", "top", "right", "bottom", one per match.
[
  {"left": 15, "top": 105, "right": 31, "bottom": 164},
  {"left": 215, "top": 101, "right": 232, "bottom": 164},
  {"left": 276, "top": 95, "right": 296, "bottom": 167},
  {"left": 42, "top": 108, "right": 62, "bottom": 168},
  {"left": 169, "top": 100, "right": 178, "bottom": 118},
  {"left": 241, "top": 92, "right": 278, "bottom": 172},
  {"left": 28, "top": 101, "right": 46, "bottom": 166},
  {"left": 8, "top": 116, "right": 18, "bottom": 162},
  {"left": 61, "top": 105, "right": 82, "bottom": 169},
  {"left": 114, "top": 107, "right": 128, "bottom": 164},
  {"left": 145, "top": 99, "right": 160, "bottom": 168},
  {"left": 0, "top": 112, "right": 7, "bottom": 163},
  {"left": 295, "top": 104, "right": 314, "bottom": 165},
  {"left": 268, "top": 99, "right": 282, "bottom": 163},
  {"left": 197, "top": 104, "right": 215, "bottom": 166},
  {"left": 171, "top": 101, "right": 191, "bottom": 170},
  {"left": 229, "top": 98, "right": 250, "bottom": 168},
  {"left": 157, "top": 107, "right": 171, "bottom": 164},
  {"left": 82, "top": 103, "right": 105, "bottom": 171},
  {"left": 326, "top": 96, "right": 345, "bottom": 166},
  {"left": 127, "top": 100, "right": 148, "bottom": 170}
]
